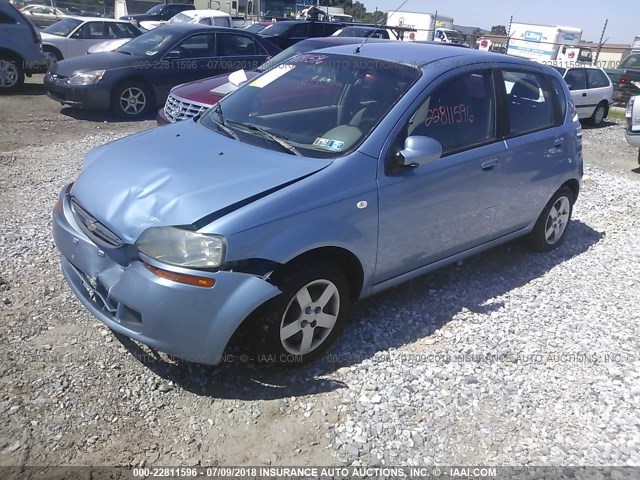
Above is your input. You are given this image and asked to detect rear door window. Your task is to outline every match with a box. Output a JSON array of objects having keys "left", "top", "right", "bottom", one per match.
[
  {"left": 217, "top": 33, "right": 256, "bottom": 56},
  {"left": 586, "top": 69, "right": 610, "bottom": 88},
  {"left": 502, "top": 70, "right": 555, "bottom": 135}
]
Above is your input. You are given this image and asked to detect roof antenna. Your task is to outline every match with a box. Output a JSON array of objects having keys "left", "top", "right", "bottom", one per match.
[{"left": 354, "top": 0, "right": 409, "bottom": 54}]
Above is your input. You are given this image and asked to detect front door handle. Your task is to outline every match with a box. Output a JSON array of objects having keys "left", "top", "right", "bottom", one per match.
[
  {"left": 554, "top": 138, "right": 564, "bottom": 148},
  {"left": 481, "top": 159, "right": 498, "bottom": 170},
  {"left": 582, "top": 92, "right": 587, "bottom": 97}
]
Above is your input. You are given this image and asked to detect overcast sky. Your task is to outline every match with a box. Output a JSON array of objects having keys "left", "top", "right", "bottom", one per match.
[{"left": 360, "top": 0, "right": 639, "bottom": 44}]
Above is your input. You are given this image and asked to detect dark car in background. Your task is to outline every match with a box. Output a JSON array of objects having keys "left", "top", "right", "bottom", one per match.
[
  {"left": 44, "top": 25, "right": 280, "bottom": 117},
  {"left": 615, "top": 53, "right": 640, "bottom": 104},
  {"left": 157, "top": 36, "right": 388, "bottom": 124},
  {"left": 258, "top": 20, "right": 343, "bottom": 49},
  {"left": 0, "top": 2, "right": 49, "bottom": 92},
  {"left": 332, "top": 26, "right": 390, "bottom": 39},
  {"left": 119, "top": 3, "right": 195, "bottom": 28}
]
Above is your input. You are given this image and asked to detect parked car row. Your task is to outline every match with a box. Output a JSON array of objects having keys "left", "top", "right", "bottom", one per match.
[
  {"left": 44, "top": 25, "right": 281, "bottom": 117},
  {"left": 52, "top": 42, "right": 584, "bottom": 364}
]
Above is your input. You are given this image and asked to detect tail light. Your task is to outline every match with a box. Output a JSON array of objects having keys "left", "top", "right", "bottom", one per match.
[
  {"left": 620, "top": 74, "right": 628, "bottom": 86},
  {"left": 627, "top": 97, "right": 635, "bottom": 129}
]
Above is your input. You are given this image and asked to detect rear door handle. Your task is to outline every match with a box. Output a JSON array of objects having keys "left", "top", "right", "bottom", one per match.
[
  {"left": 554, "top": 138, "right": 564, "bottom": 148},
  {"left": 582, "top": 92, "right": 587, "bottom": 97},
  {"left": 481, "top": 159, "right": 498, "bottom": 170}
]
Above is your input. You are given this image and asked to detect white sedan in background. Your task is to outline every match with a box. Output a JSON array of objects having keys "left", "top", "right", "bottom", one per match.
[
  {"left": 556, "top": 66, "right": 614, "bottom": 125},
  {"left": 138, "top": 9, "right": 233, "bottom": 31},
  {"left": 40, "top": 17, "right": 142, "bottom": 62}
]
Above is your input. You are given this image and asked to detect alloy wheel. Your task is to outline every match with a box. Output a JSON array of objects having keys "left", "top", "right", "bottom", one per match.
[
  {"left": 545, "top": 196, "right": 571, "bottom": 244},
  {"left": 593, "top": 106, "right": 605, "bottom": 125},
  {"left": 0, "top": 60, "right": 19, "bottom": 88},
  {"left": 119, "top": 87, "right": 147, "bottom": 115},
  {"left": 279, "top": 279, "right": 341, "bottom": 356}
]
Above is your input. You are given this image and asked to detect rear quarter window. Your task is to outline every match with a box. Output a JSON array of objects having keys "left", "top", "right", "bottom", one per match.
[
  {"left": 586, "top": 69, "right": 610, "bottom": 88},
  {"left": 0, "top": 11, "right": 17, "bottom": 24},
  {"left": 550, "top": 77, "right": 567, "bottom": 122}
]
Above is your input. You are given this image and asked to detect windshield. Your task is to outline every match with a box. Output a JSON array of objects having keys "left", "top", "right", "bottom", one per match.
[
  {"left": 117, "top": 30, "right": 175, "bottom": 56},
  {"left": 146, "top": 4, "right": 165, "bottom": 15},
  {"left": 445, "top": 32, "right": 464, "bottom": 43},
  {"left": 245, "top": 23, "right": 266, "bottom": 33},
  {"left": 202, "top": 53, "right": 420, "bottom": 158},
  {"left": 259, "top": 22, "right": 291, "bottom": 37},
  {"left": 256, "top": 41, "right": 324, "bottom": 72},
  {"left": 336, "top": 28, "right": 369, "bottom": 38},
  {"left": 168, "top": 12, "right": 192, "bottom": 24},
  {"left": 43, "top": 18, "right": 83, "bottom": 36}
]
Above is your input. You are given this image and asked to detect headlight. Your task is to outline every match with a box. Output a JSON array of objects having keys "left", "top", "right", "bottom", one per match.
[
  {"left": 66, "top": 70, "right": 106, "bottom": 85},
  {"left": 136, "top": 227, "right": 226, "bottom": 269}
]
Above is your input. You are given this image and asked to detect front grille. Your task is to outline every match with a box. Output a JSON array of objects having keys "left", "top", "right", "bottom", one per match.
[
  {"left": 164, "top": 93, "right": 209, "bottom": 123},
  {"left": 70, "top": 198, "right": 123, "bottom": 248}
]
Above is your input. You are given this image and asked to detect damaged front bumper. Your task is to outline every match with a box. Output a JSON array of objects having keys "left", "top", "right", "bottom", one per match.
[{"left": 52, "top": 185, "right": 281, "bottom": 365}]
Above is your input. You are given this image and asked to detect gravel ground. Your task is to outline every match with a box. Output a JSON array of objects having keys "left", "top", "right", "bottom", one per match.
[{"left": 1, "top": 85, "right": 639, "bottom": 469}]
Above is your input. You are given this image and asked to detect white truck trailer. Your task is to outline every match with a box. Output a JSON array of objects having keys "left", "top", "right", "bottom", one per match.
[
  {"left": 507, "top": 22, "right": 592, "bottom": 66},
  {"left": 385, "top": 10, "right": 463, "bottom": 44}
]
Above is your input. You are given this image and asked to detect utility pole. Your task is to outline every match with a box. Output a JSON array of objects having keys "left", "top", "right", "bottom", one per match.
[
  {"left": 505, "top": 15, "right": 513, "bottom": 51},
  {"left": 432, "top": 10, "right": 437, "bottom": 41},
  {"left": 595, "top": 19, "right": 608, "bottom": 64}
]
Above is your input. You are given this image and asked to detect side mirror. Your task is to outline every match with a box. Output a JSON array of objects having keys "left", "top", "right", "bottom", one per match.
[
  {"left": 398, "top": 136, "right": 442, "bottom": 167},
  {"left": 566, "top": 82, "right": 574, "bottom": 91}
]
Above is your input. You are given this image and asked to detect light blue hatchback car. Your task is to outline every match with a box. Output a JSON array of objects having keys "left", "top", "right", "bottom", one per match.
[{"left": 53, "top": 43, "right": 583, "bottom": 365}]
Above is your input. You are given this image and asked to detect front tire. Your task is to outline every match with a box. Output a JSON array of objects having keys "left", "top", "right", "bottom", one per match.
[
  {"left": 252, "top": 260, "right": 351, "bottom": 365},
  {"left": 528, "top": 186, "right": 574, "bottom": 252},
  {"left": 43, "top": 46, "right": 62, "bottom": 65},
  {"left": 0, "top": 55, "right": 24, "bottom": 93},
  {"left": 111, "top": 81, "right": 151, "bottom": 119}
]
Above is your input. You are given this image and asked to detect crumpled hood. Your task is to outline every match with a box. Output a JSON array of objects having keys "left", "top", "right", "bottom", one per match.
[{"left": 71, "top": 120, "right": 331, "bottom": 244}]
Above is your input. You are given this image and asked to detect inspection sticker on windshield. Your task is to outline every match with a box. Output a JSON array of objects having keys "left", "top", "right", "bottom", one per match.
[
  {"left": 313, "top": 138, "right": 346, "bottom": 151},
  {"left": 249, "top": 64, "right": 295, "bottom": 88}
]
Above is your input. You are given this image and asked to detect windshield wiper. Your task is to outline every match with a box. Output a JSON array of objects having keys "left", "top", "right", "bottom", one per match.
[
  {"left": 227, "top": 121, "right": 301, "bottom": 156},
  {"left": 211, "top": 104, "right": 238, "bottom": 140}
]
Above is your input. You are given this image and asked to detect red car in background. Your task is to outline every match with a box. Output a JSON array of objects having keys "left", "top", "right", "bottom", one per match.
[{"left": 157, "top": 36, "right": 388, "bottom": 125}]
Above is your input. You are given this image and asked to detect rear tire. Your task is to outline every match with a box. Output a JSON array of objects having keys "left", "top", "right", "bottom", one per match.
[
  {"left": 589, "top": 102, "right": 607, "bottom": 126},
  {"left": 111, "top": 81, "right": 152, "bottom": 119},
  {"left": 0, "top": 54, "right": 24, "bottom": 93},
  {"left": 249, "top": 260, "right": 351, "bottom": 366},
  {"left": 528, "top": 186, "right": 574, "bottom": 252}
]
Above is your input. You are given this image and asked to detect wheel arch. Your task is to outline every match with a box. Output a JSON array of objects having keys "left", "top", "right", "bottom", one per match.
[
  {"left": 0, "top": 47, "right": 24, "bottom": 63},
  {"left": 42, "top": 44, "right": 63, "bottom": 60},
  {"left": 271, "top": 246, "right": 365, "bottom": 302},
  {"left": 562, "top": 178, "right": 580, "bottom": 202}
]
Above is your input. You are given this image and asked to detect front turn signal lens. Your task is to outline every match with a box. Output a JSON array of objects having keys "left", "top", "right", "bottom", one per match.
[{"left": 143, "top": 263, "right": 215, "bottom": 288}]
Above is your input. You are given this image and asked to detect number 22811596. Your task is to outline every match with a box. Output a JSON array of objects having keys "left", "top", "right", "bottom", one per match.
[{"left": 424, "top": 104, "right": 475, "bottom": 127}]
